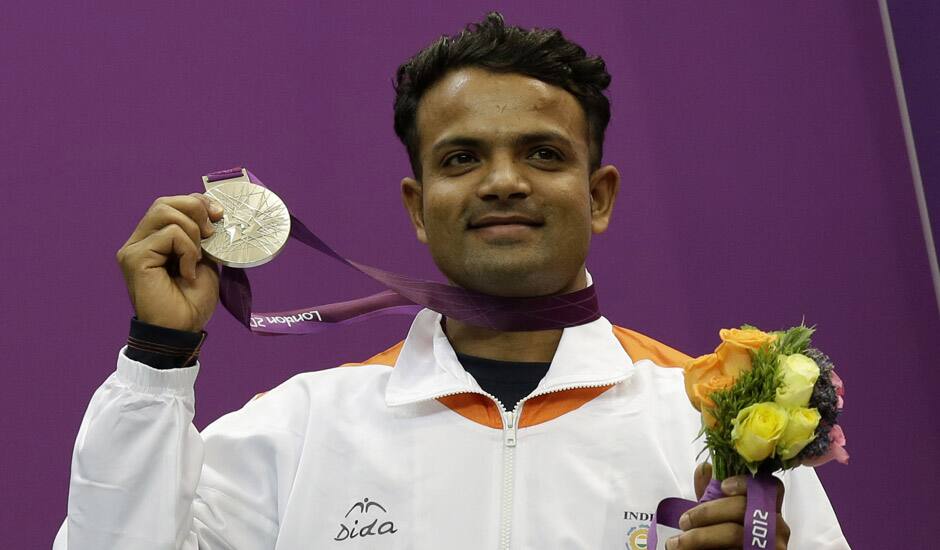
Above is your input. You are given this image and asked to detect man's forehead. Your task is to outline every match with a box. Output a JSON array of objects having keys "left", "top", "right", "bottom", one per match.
[
  {"left": 433, "top": 69, "right": 562, "bottom": 110},
  {"left": 416, "top": 68, "right": 587, "bottom": 146}
]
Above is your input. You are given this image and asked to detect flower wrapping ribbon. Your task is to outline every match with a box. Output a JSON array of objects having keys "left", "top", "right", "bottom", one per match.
[
  {"left": 206, "top": 167, "right": 602, "bottom": 335},
  {"left": 647, "top": 474, "right": 777, "bottom": 550}
]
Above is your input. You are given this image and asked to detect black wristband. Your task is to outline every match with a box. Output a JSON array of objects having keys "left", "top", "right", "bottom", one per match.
[{"left": 125, "top": 316, "right": 207, "bottom": 370}]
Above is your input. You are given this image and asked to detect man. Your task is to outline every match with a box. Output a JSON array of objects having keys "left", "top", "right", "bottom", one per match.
[{"left": 54, "top": 13, "right": 848, "bottom": 549}]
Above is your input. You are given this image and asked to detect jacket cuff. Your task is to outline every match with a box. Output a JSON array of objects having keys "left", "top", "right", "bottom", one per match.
[
  {"left": 125, "top": 316, "right": 206, "bottom": 370},
  {"left": 117, "top": 346, "right": 200, "bottom": 393}
]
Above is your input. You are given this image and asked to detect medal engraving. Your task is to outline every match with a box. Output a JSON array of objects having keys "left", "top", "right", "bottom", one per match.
[{"left": 201, "top": 180, "right": 291, "bottom": 268}]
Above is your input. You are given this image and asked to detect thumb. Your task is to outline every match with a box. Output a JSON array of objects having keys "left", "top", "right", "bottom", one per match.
[{"left": 694, "top": 462, "right": 712, "bottom": 500}]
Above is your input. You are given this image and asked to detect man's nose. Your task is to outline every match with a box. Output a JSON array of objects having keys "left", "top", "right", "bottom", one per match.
[{"left": 476, "top": 156, "right": 532, "bottom": 201}]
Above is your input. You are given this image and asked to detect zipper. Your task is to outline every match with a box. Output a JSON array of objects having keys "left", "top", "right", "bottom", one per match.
[
  {"left": 409, "top": 378, "right": 627, "bottom": 550},
  {"left": 496, "top": 379, "right": 624, "bottom": 550},
  {"left": 498, "top": 403, "right": 520, "bottom": 550}
]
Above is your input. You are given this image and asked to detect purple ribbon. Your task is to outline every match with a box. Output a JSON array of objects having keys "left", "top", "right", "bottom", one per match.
[
  {"left": 647, "top": 474, "right": 777, "bottom": 550},
  {"left": 206, "top": 167, "right": 602, "bottom": 335}
]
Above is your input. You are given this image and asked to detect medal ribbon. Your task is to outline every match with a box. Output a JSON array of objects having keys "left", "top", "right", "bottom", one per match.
[
  {"left": 647, "top": 474, "right": 778, "bottom": 550},
  {"left": 206, "top": 167, "right": 602, "bottom": 335}
]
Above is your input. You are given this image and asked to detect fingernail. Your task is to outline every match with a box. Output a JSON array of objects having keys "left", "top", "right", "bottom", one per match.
[
  {"left": 678, "top": 512, "right": 690, "bottom": 530},
  {"left": 666, "top": 535, "right": 678, "bottom": 550},
  {"left": 721, "top": 476, "right": 745, "bottom": 494},
  {"left": 209, "top": 201, "right": 223, "bottom": 215}
]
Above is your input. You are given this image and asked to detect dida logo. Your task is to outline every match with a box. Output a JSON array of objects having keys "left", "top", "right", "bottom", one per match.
[{"left": 333, "top": 497, "right": 398, "bottom": 541}]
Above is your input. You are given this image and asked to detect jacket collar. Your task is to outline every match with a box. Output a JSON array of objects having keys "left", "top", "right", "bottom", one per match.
[{"left": 385, "top": 308, "right": 635, "bottom": 407}]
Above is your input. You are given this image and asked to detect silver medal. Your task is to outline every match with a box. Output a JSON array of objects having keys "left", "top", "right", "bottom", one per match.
[{"left": 200, "top": 177, "right": 291, "bottom": 268}]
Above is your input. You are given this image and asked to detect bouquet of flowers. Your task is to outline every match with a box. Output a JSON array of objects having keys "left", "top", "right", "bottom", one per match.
[
  {"left": 649, "top": 323, "right": 847, "bottom": 550},
  {"left": 684, "top": 324, "right": 848, "bottom": 480}
]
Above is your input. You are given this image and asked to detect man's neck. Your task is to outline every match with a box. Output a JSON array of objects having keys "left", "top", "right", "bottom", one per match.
[
  {"left": 442, "top": 268, "right": 588, "bottom": 363},
  {"left": 443, "top": 320, "right": 563, "bottom": 363}
]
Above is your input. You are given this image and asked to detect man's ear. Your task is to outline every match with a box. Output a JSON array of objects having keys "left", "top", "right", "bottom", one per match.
[
  {"left": 588, "top": 164, "right": 620, "bottom": 234},
  {"left": 401, "top": 176, "right": 428, "bottom": 244}
]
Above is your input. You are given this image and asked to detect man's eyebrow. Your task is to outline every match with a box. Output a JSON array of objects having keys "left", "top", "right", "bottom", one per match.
[
  {"left": 429, "top": 131, "right": 574, "bottom": 154},
  {"left": 430, "top": 136, "right": 487, "bottom": 155},
  {"left": 512, "top": 131, "right": 573, "bottom": 149}
]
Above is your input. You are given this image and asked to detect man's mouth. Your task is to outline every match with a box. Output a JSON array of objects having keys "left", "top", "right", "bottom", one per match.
[
  {"left": 467, "top": 213, "right": 544, "bottom": 229},
  {"left": 467, "top": 213, "right": 544, "bottom": 241}
]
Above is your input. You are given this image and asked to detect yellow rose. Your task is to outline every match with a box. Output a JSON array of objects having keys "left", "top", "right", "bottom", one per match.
[
  {"left": 715, "top": 328, "right": 778, "bottom": 378},
  {"left": 776, "top": 407, "right": 821, "bottom": 460},
  {"left": 775, "top": 353, "right": 820, "bottom": 408},
  {"left": 731, "top": 402, "right": 789, "bottom": 463}
]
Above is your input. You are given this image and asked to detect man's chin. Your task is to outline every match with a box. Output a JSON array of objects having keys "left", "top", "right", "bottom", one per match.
[{"left": 447, "top": 262, "right": 581, "bottom": 298}]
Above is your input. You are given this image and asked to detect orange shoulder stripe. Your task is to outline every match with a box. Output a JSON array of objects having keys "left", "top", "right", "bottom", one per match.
[
  {"left": 340, "top": 340, "right": 405, "bottom": 368},
  {"left": 518, "top": 385, "right": 613, "bottom": 428},
  {"left": 335, "top": 326, "right": 691, "bottom": 430},
  {"left": 438, "top": 393, "right": 504, "bottom": 429},
  {"left": 339, "top": 339, "right": 506, "bottom": 428},
  {"left": 611, "top": 325, "right": 692, "bottom": 368}
]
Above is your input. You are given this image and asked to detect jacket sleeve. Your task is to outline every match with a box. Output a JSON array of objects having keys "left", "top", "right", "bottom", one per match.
[
  {"left": 53, "top": 348, "right": 302, "bottom": 550},
  {"left": 781, "top": 466, "right": 851, "bottom": 549}
]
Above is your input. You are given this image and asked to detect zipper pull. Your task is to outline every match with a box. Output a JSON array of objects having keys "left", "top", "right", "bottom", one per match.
[{"left": 503, "top": 411, "right": 518, "bottom": 447}]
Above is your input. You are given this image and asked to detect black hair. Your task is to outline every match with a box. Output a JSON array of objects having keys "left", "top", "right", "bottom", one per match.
[{"left": 393, "top": 12, "right": 612, "bottom": 179}]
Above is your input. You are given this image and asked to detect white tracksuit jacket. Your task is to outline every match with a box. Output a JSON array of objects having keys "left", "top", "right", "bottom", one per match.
[{"left": 54, "top": 309, "right": 850, "bottom": 549}]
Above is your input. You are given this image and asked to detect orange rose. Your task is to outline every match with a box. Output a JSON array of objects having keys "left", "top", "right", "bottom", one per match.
[
  {"left": 684, "top": 353, "right": 736, "bottom": 427},
  {"left": 684, "top": 353, "right": 721, "bottom": 410},
  {"left": 714, "top": 328, "right": 777, "bottom": 378},
  {"left": 718, "top": 327, "right": 777, "bottom": 349},
  {"left": 684, "top": 328, "right": 777, "bottom": 428}
]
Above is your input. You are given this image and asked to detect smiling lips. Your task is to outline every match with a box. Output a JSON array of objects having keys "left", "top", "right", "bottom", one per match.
[
  {"left": 467, "top": 213, "right": 544, "bottom": 240},
  {"left": 468, "top": 213, "right": 544, "bottom": 229}
]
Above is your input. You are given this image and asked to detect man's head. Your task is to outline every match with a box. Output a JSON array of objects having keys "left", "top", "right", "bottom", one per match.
[
  {"left": 396, "top": 13, "right": 619, "bottom": 298},
  {"left": 394, "top": 12, "right": 612, "bottom": 179}
]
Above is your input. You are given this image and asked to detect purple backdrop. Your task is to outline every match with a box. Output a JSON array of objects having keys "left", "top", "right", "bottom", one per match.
[
  {"left": 2, "top": 1, "right": 938, "bottom": 547},
  {"left": 889, "top": 0, "right": 940, "bottom": 288}
]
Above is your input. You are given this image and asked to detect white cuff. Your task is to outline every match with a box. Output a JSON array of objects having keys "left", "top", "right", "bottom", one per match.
[{"left": 116, "top": 345, "right": 200, "bottom": 394}]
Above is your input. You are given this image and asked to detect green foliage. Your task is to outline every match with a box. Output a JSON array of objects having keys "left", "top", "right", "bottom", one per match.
[
  {"left": 775, "top": 321, "right": 815, "bottom": 356},
  {"left": 700, "top": 323, "right": 815, "bottom": 479}
]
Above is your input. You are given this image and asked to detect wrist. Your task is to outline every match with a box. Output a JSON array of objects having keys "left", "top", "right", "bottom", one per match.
[
  {"left": 136, "top": 312, "right": 205, "bottom": 333},
  {"left": 126, "top": 316, "right": 207, "bottom": 369}
]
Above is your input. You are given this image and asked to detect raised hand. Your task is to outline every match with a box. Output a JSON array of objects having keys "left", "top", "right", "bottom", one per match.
[{"left": 116, "top": 193, "right": 224, "bottom": 332}]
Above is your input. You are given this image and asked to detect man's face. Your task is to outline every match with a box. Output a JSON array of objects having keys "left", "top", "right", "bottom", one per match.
[{"left": 401, "top": 67, "right": 619, "bottom": 298}]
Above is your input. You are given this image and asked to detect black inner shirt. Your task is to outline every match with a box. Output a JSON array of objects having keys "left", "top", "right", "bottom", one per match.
[{"left": 455, "top": 352, "right": 551, "bottom": 412}]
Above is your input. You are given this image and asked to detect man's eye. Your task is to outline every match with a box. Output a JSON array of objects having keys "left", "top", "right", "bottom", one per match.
[
  {"left": 529, "top": 148, "right": 562, "bottom": 161},
  {"left": 443, "top": 152, "right": 477, "bottom": 167}
]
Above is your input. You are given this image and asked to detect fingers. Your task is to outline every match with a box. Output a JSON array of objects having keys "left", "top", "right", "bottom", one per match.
[
  {"left": 720, "top": 474, "right": 785, "bottom": 512},
  {"left": 668, "top": 515, "right": 789, "bottom": 550},
  {"left": 121, "top": 224, "right": 202, "bottom": 280},
  {"left": 694, "top": 462, "right": 712, "bottom": 500},
  {"left": 676, "top": 494, "right": 790, "bottom": 550},
  {"left": 188, "top": 192, "right": 225, "bottom": 221},
  {"left": 773, "top": 476, "right": 785, "bottom": 512},
  {"left": 159, "top": 224, "right": 202, "bottom": 280},
  {"left": 666, "top": 522, "right": 743, "bottom": 550},
  {"left": 720, "top": 475, "right": 748, "bottom": 496},
  {"left": 676, "top": 469, "right": 790, "bottom": 550},
  {"left": 776, "top": 517, "right": 791, "bottom": 550},
  {"left": 127, "top": 194, "right": 222, "bottom": 246},
  {"left": 680, "top": 496, "right": 746, "bottom": 531}
]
